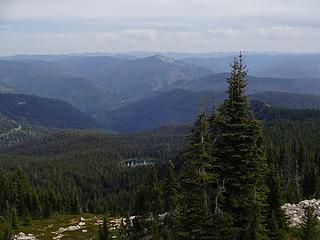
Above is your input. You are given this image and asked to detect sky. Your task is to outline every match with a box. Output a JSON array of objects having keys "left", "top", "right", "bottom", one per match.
[{"left": 0, "top": 0, "right": 320, "bottom": 55}]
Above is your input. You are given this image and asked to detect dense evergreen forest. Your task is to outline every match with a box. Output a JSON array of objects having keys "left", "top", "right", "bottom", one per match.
[{"left": 2, "top": 56, "right": 320, "bottom": 239}]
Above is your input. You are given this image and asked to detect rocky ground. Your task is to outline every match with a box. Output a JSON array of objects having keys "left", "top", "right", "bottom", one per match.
[
  {"left": 282, "top": 199, "right": 320, "bottom": 227},
  {"left": 9, "top": 214, "right": 106, "bottom": 240}
]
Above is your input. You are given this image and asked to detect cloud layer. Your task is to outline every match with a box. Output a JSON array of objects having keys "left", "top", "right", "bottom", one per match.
[{"left": 0, "top": 0, "right": 319, "bottom": 54}]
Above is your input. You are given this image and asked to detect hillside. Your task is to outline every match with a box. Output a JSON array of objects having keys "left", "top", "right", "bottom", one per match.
[
  {"left": 0, "top": 56, "right": 211, "bottom": 109},
  {"left": 251, "top": 101, "right": 320, "bottom": 122},
  {"left": 0, "top": 114, "right": 51, "bottom": 148},
  {"left": 95, "top": 89, "right": 320, "bottom": 132},
  {"left": 0, "top": 93, "right": 96, "bottom": 129},
  {"left": 250, "top": 91, "right": 320, "bottom": 109},
  {"left": 170, "top": 73, "right": 320, "bottom": 95},
  {"left": 3, "top": 54, "right": 320, "bottom": 113},
  {"left": 53, "top": 55, "right": 128, "bottom": 79},
  {"left": 0, "top": 60, "right": 121, "bottom": 112},
  {"left": 88, "top": 55, "right": 212, "bottom": 99},
  {"left": 95, "top": 89, "right": 223, "bottom": 132}
]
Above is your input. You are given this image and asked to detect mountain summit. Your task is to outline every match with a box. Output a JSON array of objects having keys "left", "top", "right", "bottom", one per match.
[{"left": 92, "top": 55, "right": 212, "bottom": 99}]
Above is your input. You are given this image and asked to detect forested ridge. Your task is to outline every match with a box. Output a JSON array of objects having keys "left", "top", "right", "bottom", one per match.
[
  {"left": 0, "top": 94, "right": 96, "bottom": 129},
  {"left": 2, "top": 57, "right": 320, "bottom": 239}
]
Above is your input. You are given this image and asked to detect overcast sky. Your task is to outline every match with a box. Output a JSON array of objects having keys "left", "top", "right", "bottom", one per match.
[{"left": 0, "top": 0, "right": 319, "bottom": 55}]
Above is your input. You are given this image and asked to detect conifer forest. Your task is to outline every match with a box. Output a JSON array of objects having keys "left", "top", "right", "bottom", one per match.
[{"left": 2, "top": 54, "right": 320, "bottom": 240}]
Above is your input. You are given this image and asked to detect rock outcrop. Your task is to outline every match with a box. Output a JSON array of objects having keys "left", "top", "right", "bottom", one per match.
[
  {"left": 13, "top": 233, "right": 37, "bottom": 240},
  {"left": 282, "top": 199, "right": 320, "bottom": 227}
]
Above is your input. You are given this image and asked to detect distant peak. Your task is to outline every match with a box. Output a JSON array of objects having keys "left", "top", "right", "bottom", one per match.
[{"left": 152, "top": 55, "right": 176, "bottom": 64}]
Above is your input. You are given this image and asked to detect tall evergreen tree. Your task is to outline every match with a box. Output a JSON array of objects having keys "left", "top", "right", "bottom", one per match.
[
  {"left": 70, "top": 189, "right": 81, "bottom": 214},
  {"left": 8, "top": 207, "right": 18, "bottom": 230},
  {"left": 162, "top": 160, "right": 178, "bottom": 240},
  {"left": 266, "top": 165, "right": 287, "bottom": 240},
  {"left": 144, "top": 165, "right": 161, "bottom": 217},
  {"left": 22, "top": 208, "right": 32, "bottom": 226},
  {"left": 176, "top": 99, "right": 217, "bottom": 239},
  {"left": 133, "top": 165, "right": 162, "bottom": 239},
  {"left": 145, "top": 165, "right": 162, "bottom": 239},
  {"left": 43, "top": 195, "right": 52, "bottom": 218},
  {"left": 213, "top": 54, "right": 269, "bottom": 239},
  {"left": 207, "top": 96, "right": 236, "bottom": 240},
  {"left": 163, "top": 160, "right": 178, "bottom": 212}
]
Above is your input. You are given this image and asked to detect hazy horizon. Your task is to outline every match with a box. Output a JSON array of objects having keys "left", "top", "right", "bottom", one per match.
[{"left": 2, "top": 50, "right": 320, "bottom": 58}]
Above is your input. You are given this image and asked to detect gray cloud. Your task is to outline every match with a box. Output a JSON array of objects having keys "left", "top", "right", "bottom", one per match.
[{"left": 0, "top": 0, "right": 319, "bottom": 54}]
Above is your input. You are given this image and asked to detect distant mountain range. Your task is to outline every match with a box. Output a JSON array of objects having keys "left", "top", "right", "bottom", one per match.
[
  {"left": 0, "top": 55, "right": 212, "bottom": 109},
  {"left": 2, "top": 53, "right": 320, "bottom": 107},
  {"left": 0, "top": 60, "right": 121, "bottom": 112},
  {"left": 182, "top": 53, "right": 320, "bottom": 79},
  {"left": 3, "top": 52, "right": 320, "bottom": 79},
  {"left": 66, "top": 55, "right": 212, "bottom": 99},
  {"left": 2, "top": 52, "right": 320, "bottom": 135},
  {"left": 52, "top": 55, "right": 127, "bottom": 80}
]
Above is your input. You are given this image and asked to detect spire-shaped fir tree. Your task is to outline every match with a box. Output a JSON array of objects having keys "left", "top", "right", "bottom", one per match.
[
  {"left": 133, "top": 165, "right": 162, "bottom": 239},
  {"left": 213, "top": 54, "right": 269, "bottom": 240},
  {"left": 266, "top": 165, "right": 287, "bottom": 240},
  {"left": 176, "top": 98, "right": 217, "bottom": 239},
  {"left": 163, "top": 160, "right": 178, "bottom": 212},
  {"left": 144, "top": 165, "right": 161, "bottom": 217},
  {"left": 162, "top": 160, "right": 179, "bottom": 239}
]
